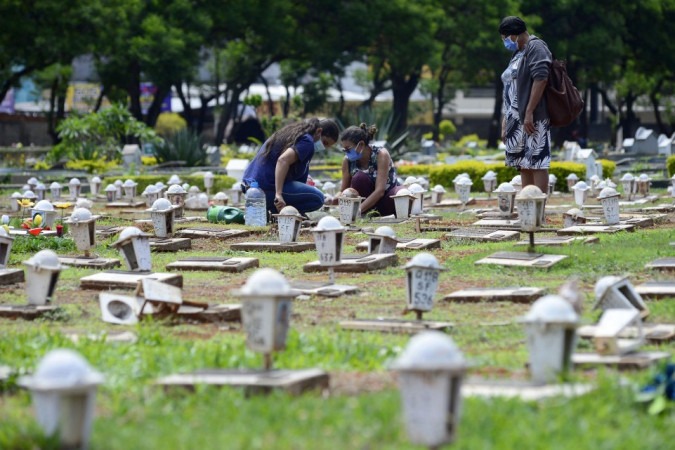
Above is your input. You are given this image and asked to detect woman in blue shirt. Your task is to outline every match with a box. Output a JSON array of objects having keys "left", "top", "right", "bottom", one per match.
[
  {"left": 243, "top": 118, "right": 338, "bottom": 214},
  {"left": 339, "top": 123, "right": 401, "bottom": 216}
]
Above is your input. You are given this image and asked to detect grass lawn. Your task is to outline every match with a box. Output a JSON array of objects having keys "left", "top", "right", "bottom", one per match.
[{"left": 1, "top": 191, "right": 674, "bottom": 449}]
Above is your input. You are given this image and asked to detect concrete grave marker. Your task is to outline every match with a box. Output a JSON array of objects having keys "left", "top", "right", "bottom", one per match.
[
  {"left": 289, "top": 281, "right": 358, "bottom": 297},
  {"left": 446, "top": 227, "right": 520, "bottom": 242},
  {"left": 635, "top": 280, "right": 675, "bottom": 299},
  {"left": 645, "top": 258, "right": 675, "bottom": 271},
  {"left": 557, "top": 224, "right": 635, "bottom": 235},
  {"left": 110, "top": 227, "right": 152, "bottom": 272},
  {"left": 521, "top": 295, "right": 579, "bottom": 384},
  {"left": 471, "top": 218, "right": 522, "bottom": 229},
  {"left": 593, "top": 276, "right": 648, "bottom": 318},
  {"left": 443, "top": 287, "right": 545, "bottom": 303},
  {"left": 0, "top": 227, "right": 24, "bottom": 285},
  {"left": 60, "top": 208, "right": 121, "bottom": 269},
  {"left": 99, "top": 292, "right": 144, "bottom": 325},
  {"left": 166, "top": 184, "right": 187, "bottom": 218},
  {"left": 391, "top": 189, "right": 416, "bottom": 219},
  {"left": 304, "top": 253, "right": 398, "bottom": 273},
  {"left": 339, "top": 319, "right": 452, "bottom": 333},
  {"left": 515, "top": 236, "right": 598, "bottom": 246},
  {"left": 592, "top": 309, "right": 644, "bottom": 356},
  {"left": 390, "top": 332, "right": 466, "bottom": 448},
  {"left": 231, "top": 206, "right": 312, "bottom": 252},
  {"left": 578, "top": 323, "right": 675, "bottom": 344},
  {"left": 571, "top": 351, "right": 670, "bottom": 370},
  {"left": 475, "top": 251, "right": 568, "bottom": 269},
  {"left": 175, "top": 228, "right": 250, "bottom": 240},
  {"left": 356, "top": 237, "right": 441, "bottom": 252},
  {"left": 166, "top": 256, "right": 259, "bottom": 273},
  {"left": 80, "top": 271, "right": 182, "bottom": 290},
  {"left": 148, "top": 237, "right": 192, "bottom": 252},
  {"left": 461, "top": 379, "right": 593, "bottom": 400},
  {"left": 337, "top": 188, "right": 363, "bottom": 225}
]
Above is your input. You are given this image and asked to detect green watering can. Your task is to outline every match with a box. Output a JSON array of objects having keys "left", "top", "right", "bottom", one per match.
[{"left": 207, "top": 206, "right": 245, "bottom": 224}]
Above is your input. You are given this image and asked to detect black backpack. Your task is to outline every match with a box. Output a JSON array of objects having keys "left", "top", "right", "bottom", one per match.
[{"left": 546, "top": 59, "right": 584, "bottom": 127}]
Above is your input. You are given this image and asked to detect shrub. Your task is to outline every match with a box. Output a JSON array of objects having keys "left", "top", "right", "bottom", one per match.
[
  {"left": 155, "top": 112, "right": 187, "bottom": 137},
  {"left": 548, "top": 162, "right": 586, "bottom": 192},
  {"left": 667, "top": 156, "right": 675, "bottom": 177},
  {"left": 101, "top": 174, "right": 237, "bottom": 193},
  {"left": 65, "top": 159, "right": 118, "bottom": 174},
  {"left": 439, "top": 119, "right": 456, "bottom": 137},
  {"left": 597, "top": 159, "right": 616, "bottom": 179},
  {"left": 153, "top": 130, "right": 206, "bottom": 167}
]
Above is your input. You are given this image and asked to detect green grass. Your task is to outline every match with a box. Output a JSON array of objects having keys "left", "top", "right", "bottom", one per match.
[{"left": 1, "top": 195, "right": 675, "bottom": 448}]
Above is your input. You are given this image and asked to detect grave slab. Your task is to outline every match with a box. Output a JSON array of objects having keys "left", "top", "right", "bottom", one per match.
[
  {"left": 177, "top": 304, "right": 242, "bottom": 323},
  {"left": 515, "top": 236, "right": 598, "bottom": 246},
  {"left": 0, "top": 304, "right": 62, "bottom": 320},
  {"left": 166, "top": 257, "right": 259, "bottom": 273},
  {"left": 638, "top": 205, "right": 674, "bottom": 214},
  {"left": 578, "top": 324, "right": 675, "bottom": 343},
  {"left": 443, "top": 287, "right": 545, "bottom": 303},
  {"left": 635, "top": 280, "right": 675, "bottom": 299},
  {"left": 430, "top": 198, "right": 475, "bottom": 208},
  {"left": 339, "top": 318, "right": 452, "bottom": 334},
  {"left": 475, "top": 252, "right": 568, "bottom": 269},
  {"left": 175, "top": 217, "right": 207, "bottom": 223},
  {"left": 105, "top": 201, "right": 146, "bottom": 208},
  {"left": 156, "top": 368, "right": 329, "bottom": 395},
  {"left": 176, "top": 228, "right": 250, "bottom": 240},
  {"left": 96, "top": 226, "right": 124, "bottom": 238},
  {"left": 369, "top": 216, "right": 409, "bottom": 224},
  {"left": 65, "top": 330, "right": 138, "bottom": 344},
  {"left": 571, "top": 351, "right": 670, "bottom": 370},
  {"left": 476, "top": 211, "right": 519, "bottom": 220},
  {"left": 57, "top": 256, "right": 121, "bottom": 270},
  {"left": 149, "top": 237, "right": 192, "bottom": 252},
  {"left": 420, "top": 222, "right": 458, "bottom": 232},
  {"left": 446, "top": 228, "right": 520, "bottom": 242},
  {"left": 462, "top": 379, "right": 594, "bottom": 400},
  {"left": 229, "top": 241, "right": 315, "bottom": 252},
  {"left": 303, "top": 254, "right": 398, "bottom": 273},
  {"left": 556, "top": 224, "right": 635, "bottom": 235},
  {"left": 290, "top": 281, "right": 358, "bottom": 297},
  {"left": 645, "top": 258, "right": 675, "bottom": 271},
  {"left": 410, "top": 213, "right": 443, "bottom": 222},
  {"left": 471, "top": 218, "right": 521, "bottom": 229},
  {"left": 0, "top": 268, "right": 24, "bottom": 285},
  {"left": 80, "top": 271, "right": 183, "bottom": 290},
  {"left": 355, "top": 238, "right": 441, "bottom": 252}
]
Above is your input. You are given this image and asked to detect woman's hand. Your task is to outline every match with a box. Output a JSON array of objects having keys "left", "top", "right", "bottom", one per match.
[
  {"left": 524, "top": 111, "right": 535, "bottom": 135},
  {"left": 273, "top": 194, "right": 286, "bottom": 211}
]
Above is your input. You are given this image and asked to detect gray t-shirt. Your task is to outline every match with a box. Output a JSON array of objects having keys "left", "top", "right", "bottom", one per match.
[{"left": 515, "top": 36, "right": 552, "bottom": 123}]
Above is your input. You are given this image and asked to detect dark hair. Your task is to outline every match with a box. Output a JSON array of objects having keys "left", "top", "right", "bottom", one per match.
[
  {"left": 262, "top": 118, "right": 339, "bottom": 159},
  {"left": 340, "top": 123, "right": 378, "bottom": 145},
  {"left": 498, "top": 16, "right": 527, "bottom": 36}
]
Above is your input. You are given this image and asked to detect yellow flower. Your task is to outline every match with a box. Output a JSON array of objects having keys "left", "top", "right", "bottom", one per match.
[
  {"left": 17, "top": 199, "right": 35, "bottom": 208},
  {"left": 53, "top": 202, "right": 73, "bottom": 209}
]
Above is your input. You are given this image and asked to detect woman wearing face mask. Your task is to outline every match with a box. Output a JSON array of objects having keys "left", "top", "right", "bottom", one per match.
[
  {"left": 339, "top": 123, "right": 402, "bottom": 216},
  {"left": 243, "top": 117, "right": 338, "bottom": 214},
  {"left": 499, "top": 16, "right": 552, "bottom": 194}
]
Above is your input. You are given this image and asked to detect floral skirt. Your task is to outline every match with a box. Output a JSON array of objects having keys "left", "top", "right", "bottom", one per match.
[{"left": 503, "top": 111, "right": 551, "bottom": 170}]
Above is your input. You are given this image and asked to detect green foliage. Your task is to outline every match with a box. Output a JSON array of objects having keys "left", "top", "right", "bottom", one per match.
[
  {"left": 65, "top": 159, "right": 119, "bottom": 174},
  {"left": 52, "top": 104, "right": 160, "bottom": 165},
  {"left": 153, "top": 130, "right": 205, "bottom": 167},
  {"left": 439, "top": 119, "right": 456, "bottom": 137},
  {"left": 549, "top": 162, "right": 587, "bottom": 192},
  {"left": 101, "top": 174, "right": 236, "bottom": 194},
  {"left": 155, "top": 112, "right": 187, "bottom": 137},
  {"left": 668, "top": 156, "right": 675, "bottom": 177},
  {"left": 597, "top": 159, "right": 617, "bottom": 179},
  {"left": 429, "top": 161, "right": 518, "bottom": 191},
  {"left": 9, "top": 235, "right": 75, "bottom": 257}
]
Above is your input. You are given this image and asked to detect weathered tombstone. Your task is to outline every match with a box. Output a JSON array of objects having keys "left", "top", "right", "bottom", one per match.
[
  {"left": 311, "top": 216, "right": 344, "bottom": 284},
  {"left": 548, "top": 174, "right": 557, "bottom": 195},
  {"left": 510, "top": 175, "right": 522, "bottom": 192},
  {"left": 593, "top": 309, "right": 644, "bottom": 355},
  {"left": 104, "top": 184, "right": 117, "bottom": 203},
  {"left": 390, "top": 332, "right": 466, "bottom": 448},
  {"left": 68, "top": 178, "right": 81, "bottom": 200},
  {"left": 515, "top": 185, "right": 547, "bottom": 249},
  {"left": 212, "top": 192, "right": 229, "bottom": 206},
  {"left": 122, "top": 179, "right": 138, "bottom": 203},
  {"left": 365, "top": 226, "right": 399, "bottom": 254},
  {"left": 455, "top": 177, "right": 473, "bottom": 208},
  {"left": 443, "top": 287, "right": 544, "bottom": 304},
  {"left": 495, "top": 182, "right": 517, "bottom": 217},
  {"left": 521, "top": 295, "right": 578, "bottom": 384},
  {"left": 24, "top": 250, "right": 63, "bottom": 305},
  {"left": 90, "top": 176, "right": 102, "bottom": 197},
  {"left": 122, "top": 144, "right": 142, "bottom": 171},
  {"left": 408, "top": 183, "right": 427, "bottom": 215},
  {"left": 565, "top": 173, "right": 579, "bottom": 191},
  {"left": 142, "top": 185, "right": 160, "bottom": 207},
  {"left": 430, "top": 185, "right": 446, "bottom": 204},
  {"left": 562, "top": 208, "right": 586, "bottom": 228},
  {"left": 31, "top": 200, "right": 57, "bottom": 229},
  {"left": 636, "top": 174, "right": 651, "bottom": 197},
  {"left": 202, "top": 171, "right": 215, "bottom": 195},
  {"left": 322, "top": 181, "right": 337, "bottom": 196},
  {"left": 166, "top": 184, "right": 187, "bottom": 218},
  {"left": 110, "top": 227, "right": 152, "bottom": 272},
  {"left": 337, "top": 188, "right": 362, "bottom": 225},
  {"left": 274, "top": 205, "right": 304, "bottom": 243},
  {"left": 10, "top": 192, "right": 22, "bottom": 212},
  {"left": 391, "top": 189, "right": 416, "bottom": 219},
  {"left": 18, "top": 349, "right": 103, "bottom": 450},
  {"left": 593, "top": 276, "right": 648, "bottom": 317},
  {"left": 597, "top": 187, "right": 621, "bottom": 225},
  {"left": 571, "top": 181, "right": 590, "bottom": 207},
  {"left": 228, "top": 182, "right": 244, "bottom": 205},
  {"left": 49, "top": 182, "right": 62, "bottom": 201},
  {"left": 148, "top": 198, "right": 176, "bottom": 238},
  {"left": 482, "top": 171, "right": 497, "bottom": 197},
  {"left": 404, "top": 253, "right": 445, "bottom": 320}
]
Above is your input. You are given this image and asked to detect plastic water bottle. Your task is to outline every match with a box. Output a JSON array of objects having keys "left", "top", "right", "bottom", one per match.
[{"left": 244, "top": 181, "right": 267, "bottom": 226}]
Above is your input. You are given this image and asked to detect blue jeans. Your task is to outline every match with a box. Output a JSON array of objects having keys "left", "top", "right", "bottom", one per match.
[{"left": 263, "top": 181, "right": 324, "bottom": 215}]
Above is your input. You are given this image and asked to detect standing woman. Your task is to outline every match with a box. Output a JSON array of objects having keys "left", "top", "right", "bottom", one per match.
[
  {"left": 243, "top": 118, "right": 338, "bottom": 214},
  {"left": 339, "top": 124, "right": 401, "bottom": 216},
  {"left": 499, "top": 16, "right": 552, "bottom": 193}
]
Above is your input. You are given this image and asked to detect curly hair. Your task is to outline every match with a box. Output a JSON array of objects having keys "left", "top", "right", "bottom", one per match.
[
  {"left": 340, "top": 123, "right": 378, "bottom": 145},
  {"left": 261, "top": 118, "right": 339, "bottom": 159}
]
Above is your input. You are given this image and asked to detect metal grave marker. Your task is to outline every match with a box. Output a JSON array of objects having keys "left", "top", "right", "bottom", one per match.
[
  {"left": 166, "top": 257, "right": 259, "bottom": 273},
  {"left": 443, "top": 287, "right": 545, "bottom": 303}
]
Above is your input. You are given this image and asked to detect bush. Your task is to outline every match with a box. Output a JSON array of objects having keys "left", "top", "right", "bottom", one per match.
[
  {"left": 597, "top": 159, "right": 616, "bottom": 179},
  {"left": 155, "top": 113, "right": 187, "bottom": 137},
  {"left": 548, "top": 162, "right": 586, "bottom": 192},
  {"left": 667, "top": 156, "right": 675, "bottom": 177},
  {"left": 101, "top": 174, "right": 237, "bottom": 193},
  {"left": 65, "top": 159, "right": 118, "bottom": 174},
  {"left": 153, "top": 130, "right": 206, "bottom": 167},
  {"left": 439, "top": 119, "right": 456, "bottom": 137}
]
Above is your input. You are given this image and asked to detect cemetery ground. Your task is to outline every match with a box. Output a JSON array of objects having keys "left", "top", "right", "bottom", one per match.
[{"left": 1, "top": 193, "right": 675, "bottom": 449}]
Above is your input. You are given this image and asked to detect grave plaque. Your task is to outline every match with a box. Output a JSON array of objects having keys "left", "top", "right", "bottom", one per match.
[
  {"left": 462, "top": 379, "right": 594, "bottom": 401},
  {"left": 339, "top": 318, "right": 452, "bottom": 334},
  {"left": 471, "top": 219, "right": 521, "bottom": 229},
  {"left": 446, "top": 228, "right": 520, "bottom": 242},
  {"left": 0, "top": 268, "right": 24, "bottom": 285},
  {"left": 645, "top": 258, "right": 675, "bottom": 271},
  {"left": 515, "top": 236, "right": 598, "bottom": 246},
  {"left": 556, "top": 224, "right": 635, "bottom": 235},
  {"left": 571, "top": 351, "right": 670, "bottom": 369},
  {"left": 443, "top": 287, "right": 545, "bottom": 303},
  {"left": 289, "top": 281, "right": 358, "bottom": 297},
  {"left": 475, "top": 252, "right": 568, "bottom": 269},
  {"left": 635, "top": 280, "right": 675, "bottom": 299},
  {"left": 230, "top": 241, "right": 315, "bottom": 253},
  {"left": 0, "top": 305, "right": 62, "bottom": 320},
  {"left": 80, "top": 271, "right": 183, "bottom": 290},
  {"left": 303, "top": 253, "right": 398, "bottom": 273},
  {"left": 149, "top": 237, "right": 192, "bottom": 252},
  {"left": 176, "top": 228, "right": 250, "bottom": 240},
  {"left": 58, "top": 257, "right": 121, "bottom": 270},
  {"left": 166, "top": 257, "right": 259, "bottom": 273},
  {"left": 355, "top": 238, "right": 441, "bottom": 252},
  {"left": 578, "top": 324, "right": 675, "bottom": 344}
]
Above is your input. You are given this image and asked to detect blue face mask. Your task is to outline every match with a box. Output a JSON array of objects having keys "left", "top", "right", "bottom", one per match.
[
  {"left": 503, "top": 36, "right": 518, "bottom": 52},
  {"left": 314, "top": 139, "right": 325, "bottom": 152},
  {"left": 344, "top": 142, "right": 362, "bottom": 162}
]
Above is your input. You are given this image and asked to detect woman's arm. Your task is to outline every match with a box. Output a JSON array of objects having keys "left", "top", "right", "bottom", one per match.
[
  {"left": 340, "top": 158, "right": 351, "bottom": 192},
  {"left": 359, "top": 149, "right": 390, "bottom": 213},
  {"left": 523, "top": 79, "right": 547, "bottom": 135},
  {"left": 273, "top": 147, "right": 298, "bottom": 210}
]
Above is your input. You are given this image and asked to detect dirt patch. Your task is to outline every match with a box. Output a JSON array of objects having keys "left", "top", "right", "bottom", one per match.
[{"left": 329, "top": 371, "right": 396, "bottom": 396}]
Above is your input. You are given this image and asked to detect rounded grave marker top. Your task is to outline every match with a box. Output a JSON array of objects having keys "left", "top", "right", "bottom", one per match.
[
  {"left": 597, "top": 187, "right": 619, "bottom": 199},
  {"left": 572, "top": 181, "right": 590, "bottom": 192},
  {"left": 27, "top": 349, "right": 103, "bottom": 389},
  {"left": 34, "top": 200, "right": 54, "bottom": 211},
  {"left": 516, "top": 184, "right": 546, "bottom": 200},
  {"left": 391, "top": 331, "right": 466, "bottom": 371},
  {"left": 524, "top": 295, "right": 578, "bottom": 323},
  {"left": 594, "top": 275, "right": 623, "bottom": 300},
  {"left": 495, "top": 182, "right": 515, "bottom": 193},
  {"left": 405, "top": 252, "right": 443, "bottom": 270},
  {"left": 315, "top": 216, "right": 344, "bottom": 231},
  {"left": 151, "top": 198, "right": 173, "bottom": 211},
  {"left": 167, "top": 184, "right": 186, "bottom": 195},
  {"left": 70, "top": 207, "right": 93, "bottom": 222},
  {"left": 240, "top": 268, "right": 293, "bottom": 296},
  {"left": 25, "top": 249, "right": 62, "bottom": 270}
]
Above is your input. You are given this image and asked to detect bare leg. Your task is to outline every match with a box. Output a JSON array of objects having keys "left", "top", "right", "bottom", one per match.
[{"left": 521, "top": 168, "right": 549, "bottom": 193}]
